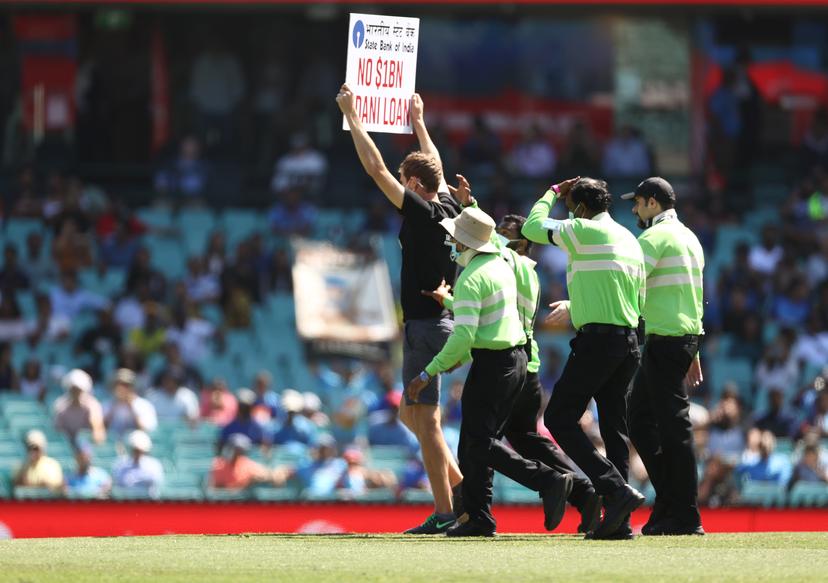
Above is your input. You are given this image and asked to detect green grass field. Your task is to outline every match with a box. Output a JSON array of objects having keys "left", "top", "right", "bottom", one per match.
[{"left": 1, "top": 533, "right": 827, "bottom": 582}]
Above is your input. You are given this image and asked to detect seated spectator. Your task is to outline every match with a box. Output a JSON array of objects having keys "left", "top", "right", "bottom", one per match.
[
  {"left": 270, "top": 132, "right": 328, "bottom": 197},
  {"left": 729, "top": 314, "right": 764, "bottom": 366},
  {"left": 293, "top": 434, "right": 347, "bottom": 498},
  {"left": 200, "top": 377, "right": 238, "bottom": 426},
  {"left": 262, "top": 248, "right": 293, "bottom": 294},
  {"left": 153, "top": 342, "right": 204, "bottom": 394},
  {"left": 508, "top": 124, "right": 556, "bottom": 179},
  {"left": 302, "top": 391, "right": 329, "bottom": 429},
  {"left": 218, "top": 388, "right": 271, "bottom": 451},
  {"left": 754, "top": 388, "right": 797, "bottom": 438},
  {"left": 699, "top": 389, "right": 744, "bottom": 506},
  {"left": 0, "top": 244, "right": 30, "bottom": 291},
  {"left": 112, "top": 430, "right": 164, "bottom": 498},
  {"left": 209, "top": 433, "right": 280, "bottom": 490},
  {"left": 748, "top": 225, "right": 783, "bottom": 276},
  {"left": 104, "top": 368, "right": 158, "bottom": 438},
  {"left": 98, "top": 221, "right": 140, "bottom": 269},
  {"left": 13, "top": 429, "right": 63, "bottom": 492},
  {"left": 19, "top": 358, "right": 46, "bottom": 402},
  {"left": 398, "top": 455, "right": 429, "bottom": 495},
  {"left": 27, "top": 293, "right": 71, "bottom": 343},
  {"left": 125, "top": 248, "right": 167, "bottom": 301},
  {"left": 48, "top": 270, "right": 110, "bottom": 321},
  {"left": 802, "top": 389, "right": 828, "bottom": 438},
  {"left": 755, "top": 338, "right": 800, "bottom": 404},
  {"left": 558, "top": 120, "right": 601, "bottom": 178},
  {"left": 54, "top": 368, "right": 106, "bottom": 445},
  {"left": 601, "top": 125, "right": 652, "bottom": 178},
  {"left": 146, "top": 372, "right": 199, "bottom": 424},
  {"left": 154, "top": 135, "right": 208, "bottom": 203},
  {"left": 316, "top": 359, "right": 378, "bottom": 445},
  {"left": 250, "top": 370, "right": 280, "bottom": 422},
  {"left": 794, "top": 316, "right": 828, "bottom": 368},
  {"left": 272, "top": 389, "right": 318, "bottom": 446},
  {"left": 443, "top": 380, "right": 463, "bottom": 426},
  {"left": 23, "top": 232, "right": 55, "bottom": 283},
  {"left": 0, "top": 291, "right": 30, "bottom": 343},
  {"left": 126, "top": 302, "right": 167, "bottom": 359},
  {"left": 52, "top": 218, "right": 94, "bottom": 273},
  {"left": 772, "top": 278, "right": 812, "bottom": 328},
  {"left": 184, "top": 257, "right": 221, "bottom": 304},
  {"left": 735, "top": 430, "right": 792, "bottom": 485},
  {"left": 75, "top": 307, "right": 122, "bottom": 380},
  {"left": 267, "top": 187, "right": 317, "bottom": 238},
  {"left": 165, "top": 306, "right": 215, "bottom": 364},
  {"left": 64, "top": 443, "right": 112, "bottom": 499},
  {"left": 336, "top": 447, "right": 397, "bottom": 499},
  {"left": 367, "top": 390, "right": 418, "bottom": 449},
  {"left": 363, "top": 200, "right": 400, "bottom": 235},
  {"left": 0, "top": 342, "right": 18, "bottom": 392},
  {"left": 791, "top": 442, "right": 828, "bottom": 485}
]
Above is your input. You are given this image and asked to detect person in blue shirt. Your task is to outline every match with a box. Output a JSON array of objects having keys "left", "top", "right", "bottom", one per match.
[
  {"left": 271, "top": 389, "right": 318, "bottom": 447},
  {"left": 294, "top": 434, "right": 347, "bottom": 499},
  {"left": 65, "top": 443, "right": 111, "bottom": 499},
  {"left": 218, "top": 388, "right": 272, "bottom": 453},
  {"left": 735, "top": 430, "right": 792, "bottom": 485}
]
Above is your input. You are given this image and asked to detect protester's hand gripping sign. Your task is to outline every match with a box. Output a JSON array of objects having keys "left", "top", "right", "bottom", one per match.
[{"left": 343, "top": 13, "right": 420, "bottom": 134}]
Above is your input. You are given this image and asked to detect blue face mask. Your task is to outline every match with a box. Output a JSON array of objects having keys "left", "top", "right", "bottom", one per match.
[{"left": 448, "top": 242, "right": 460, "bottom": 262}]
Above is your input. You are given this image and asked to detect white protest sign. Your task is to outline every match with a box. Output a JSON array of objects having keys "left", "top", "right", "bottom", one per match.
[{"left": 343, "top": 13, "right": 419, "bottom": 134}]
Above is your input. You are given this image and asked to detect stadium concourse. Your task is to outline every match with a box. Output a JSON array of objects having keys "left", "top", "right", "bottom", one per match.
[{"left": 0, "top": 176, "right": 825, "bottom": 517}]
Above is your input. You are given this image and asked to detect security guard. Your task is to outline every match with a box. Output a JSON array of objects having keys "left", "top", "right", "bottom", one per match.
[
  {"left": 423, "top": 176, "right": 602, "bottom": 534},
  {"left": 621, "top": 177, "right": 705, "bottom": 536},
  {"left": 522, "top": 177, "right": 645, "bottom": 540},
  {"left": 407, "top": 206, "right": 573, "bottom": 537}
]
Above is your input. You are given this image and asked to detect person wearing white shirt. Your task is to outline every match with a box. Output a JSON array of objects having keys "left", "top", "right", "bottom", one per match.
[
  {"left": 165, "top": 309, "right": 215, "bottom": 365},
  {"left": 49, "top": 271, "right": 110, "bottom": 320},
  {"left": 146, "top": 372, "right": 199, "bottom": 423},
  {"left": 748, "top": 225, "right": 783, "bottom": 276},
  {"left": 104, "top": 368, "right": 158, "bottom": 438},
  {"left": 112, "top": 430, "right": 164, "bottom": 498}
]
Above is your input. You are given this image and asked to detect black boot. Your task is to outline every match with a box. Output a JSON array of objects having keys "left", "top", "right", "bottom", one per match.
[
  {"left": 587, "top": 485, "right": 644, "bottom": 540},
  {"left": 541, "top": 473, "right": 574, "bottom": 531},
  {"left": 576, "top": 489, "right": 603, "bottom": 534}
]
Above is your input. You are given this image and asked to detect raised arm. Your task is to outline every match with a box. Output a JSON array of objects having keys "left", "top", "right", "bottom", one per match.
[
  {"left": 411, "top": 93, "right": 449, "bottom": 193},
  {"left": 522, "top": 177, "right": 580, "bottom": 244},
  {"left": 336, "top": 83, "right": 405, "bottom": 209}
]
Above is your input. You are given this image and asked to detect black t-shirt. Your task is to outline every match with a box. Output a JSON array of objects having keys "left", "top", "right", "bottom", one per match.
[{"left": 398, "top": 188, "right": 461, "bottom": 321}]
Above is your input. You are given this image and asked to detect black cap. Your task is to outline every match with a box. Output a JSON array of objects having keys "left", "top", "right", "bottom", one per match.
[{"left": 620, "top": 177, "right": 676, "bottom": 206}]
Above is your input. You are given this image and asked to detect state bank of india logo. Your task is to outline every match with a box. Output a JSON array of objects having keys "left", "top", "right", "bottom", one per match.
[{"left": 352, "top": 20, "right": 365, "bottom": 48}]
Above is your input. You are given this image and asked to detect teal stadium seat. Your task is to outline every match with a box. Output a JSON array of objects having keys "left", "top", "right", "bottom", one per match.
[
  {"left": 178, "top": 208, "right": 216, "bottom": 257},
  {"left": 739, "top": 480, "right": 787, "bottom": 508},
  {"left": 708, "top": 357, "right": 754, "bottom": 403},
  {"left": 13, "top": 486, "right": 61, "bottom": 500},
  {"left": 221, "top": 209, "right": 264, "bottom": 249},
  {"left": 136, "top": 207, "right": 173, "bottom": 230},
  {"left": 788, "top": 482, "right": 828, "bottom": 508}
]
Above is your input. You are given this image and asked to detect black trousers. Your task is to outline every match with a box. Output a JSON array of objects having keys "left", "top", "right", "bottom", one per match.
[
  {"left": 460, "top": 345, "right": 558, "bottom": 529},
  {"left": 503, "top": 371, "right": 594, "bottom": 510},
  {"left": 628, "top": 335, "right": 701, "bottom": 525},
  {"left": 544, "top": 327, "right": 640, "bottom": 495}
]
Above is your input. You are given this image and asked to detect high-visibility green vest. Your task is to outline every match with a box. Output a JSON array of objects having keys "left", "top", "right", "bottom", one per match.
[
  {"left": 523, "top": 190, "right": 644, "bottom": 330},
  {"left": 637, "top": 209, "right": 705, "bottom": 336}
]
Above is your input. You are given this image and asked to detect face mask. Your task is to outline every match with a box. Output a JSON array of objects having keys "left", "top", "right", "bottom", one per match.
[
  {"left": 569, "top": 203, "right": 584, "bottom": 220},
  {"left": 448, "top": 242, "right": 460, "bottom": 262},
  {"left": 455, "top": 248, "right": 477, "bottom": 267}
]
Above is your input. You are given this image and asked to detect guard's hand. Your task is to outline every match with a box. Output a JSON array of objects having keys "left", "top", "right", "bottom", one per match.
[
  {"left": 554, "top": 177, "right": 581, "bottom": 198},
  {"left": 448, "top": 174, "right": 475, "bottom": 207},
  {"left": 336, "top": 84, "right": 356, "bottom": 115},
  {"left": 684, "top": 356, "right": 703, "bottom": 390},
  {"left": 421, "top": 278, "right": 451, "bottom": 307},
  {"left": 406, "top": 375, "right": 429, "bottom": 403},
  {"left": 411, "top": 93, "right": 424, "bottom": 124},
  {"left": 545, "top": 300, "right": 571, "bottom": 328}
]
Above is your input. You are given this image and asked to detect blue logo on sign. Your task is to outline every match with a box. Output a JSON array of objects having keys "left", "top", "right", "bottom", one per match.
[{"left": 352, "top": 20, "right": 365, "bottom": 48}]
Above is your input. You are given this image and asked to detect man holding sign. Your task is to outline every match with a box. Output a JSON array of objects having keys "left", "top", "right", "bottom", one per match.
[{"left": 337, "top": 84, "right": 464, "bottom": 534}]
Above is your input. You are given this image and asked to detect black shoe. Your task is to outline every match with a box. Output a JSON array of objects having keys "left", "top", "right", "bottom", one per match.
[
  {"left": 445, "top": 520, "right": 496, "bottom": 537},
  {"left": 452, "top": 483, "right": 465, "bottom": 519},
  {"left": 585, "top": 519, "right": 634, "bottom": 540},
  {"left": 404, "top": 512, "right": 457, "bottom": 534},
  {"left": 541, "top": 473, "right": 575, "bottom": 531},
  {"left": 576, "top": 489, "right": 603, "bottom": 534},
  {"left": 648, "top": 516, "right": 705, "bottom": 536},
  {"left": 641, "top": 499, "right": 670, "bottom": 536},
  {"left": 590, "top": 485, "right": 645, "bottom": 539}
]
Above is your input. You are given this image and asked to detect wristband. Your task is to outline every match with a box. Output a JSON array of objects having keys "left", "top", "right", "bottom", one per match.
[
  {"left": 419, "top": 371, "right": 431, "bottom": 383},
  {"left": 550, "top": 184, "right": 561, "bottom": 195}
]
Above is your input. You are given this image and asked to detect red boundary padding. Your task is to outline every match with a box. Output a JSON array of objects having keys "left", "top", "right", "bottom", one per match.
[{"left": 1, "top": 502, "right": 827, "bottom": 538}]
